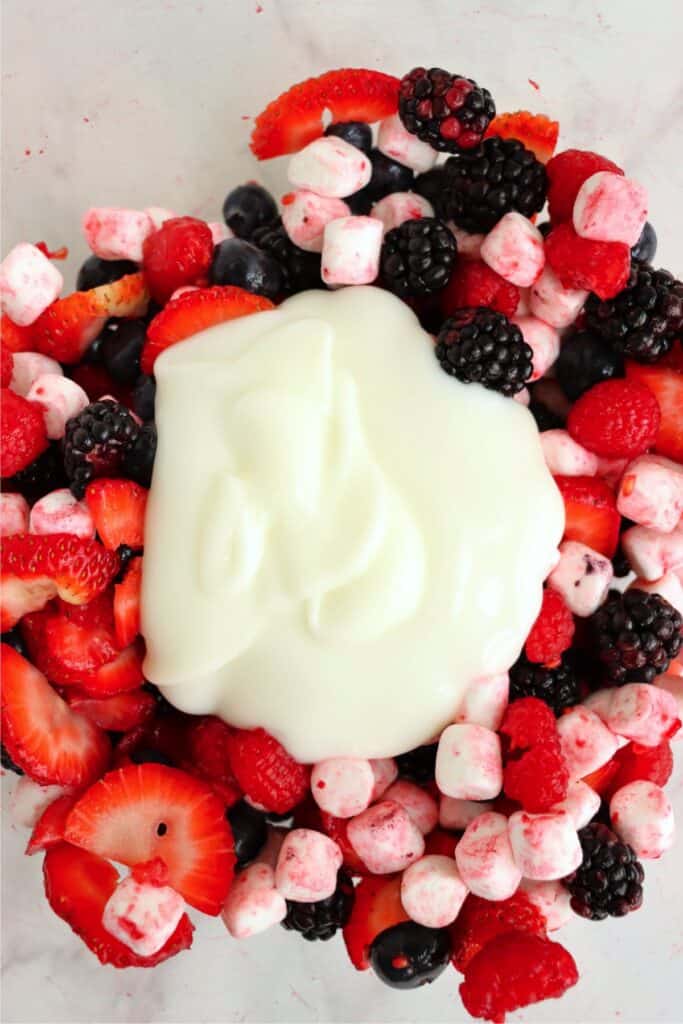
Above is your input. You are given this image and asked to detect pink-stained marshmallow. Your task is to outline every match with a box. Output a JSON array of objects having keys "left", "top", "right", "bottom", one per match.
[
  {"left": 255, "top": 827, "right": 286, "bottom": 870},
  {"left": 551, "top": 780, "right": 601, "bottom": 829},
  {"left": 29, "top": 488, "right": 95, "bottom": 539},
  {"left": 400, "top": 855, "right": 468, "bottom": 928},
  {"left": 0, "top": 243, "right": 63, "bottom": 326},
  {"left": 321, "top": 216, "right": 383, "bottom": 286},
  {"left": 508, "top": 810, "right": 582, "bottom": 880},
  {"left": 601, "top": 684, "right": 680, "bottom": 747},
  {"left": 281, "top": 190, "right": 350, "bottom": 252},
  {"left": 275, "top": 829, "right": 342, "bottom": 902},
  {"left": 514, "top": 387, "right": 530, "bottom": 407},
  {"left": 512, "top": 316, "right": 560, "bottom": 381},
  {"left": 547, "top": 540, "right": 613, "bottom": 617},
  {"left": 8, "top": 778, "right": 68, "bottom": 829},
  {"left": 595, "top": 455, "right": 628, "bottom": 490},
  {"left": 556, "top": 706, "right": 620, "bottom": 779},
  {"left": 102, "top": 874, "right": 185, "bottom": 957},
  {"left": 383, "top": 781, "right": 438, "bottom": 835},
  {"left": 630, "top": 573, "right": 683, "bottom": 617},
  {"left": 347, "top": 800, "right": 425, "bottom": 874},
  {"left": 144, "top": 207, "right": 177, "bottom": 229},
  {"left": 435, "top": 724, "right": 502, "bottom": 801},
  {"left": 288, "top": 137, "right": 372, "bottom": 198},
  {"left": 169, "top": 285, "right": 199, "bottom": 302},
  {"left": 371, "top": 192, "right": 435, "bottom": 234},
  {"left": 10, "top": 352, "right": 63, "bottom": 397},
  {"left": 370, "top": 758, "right": 399, "bottom": 800},
  {"left": 530, "top": 265, "right": 588, "bottom": 328},
  {"left": 439, "top": 797, "right": 494, "bottom": 832},
  {"left": 221, "top": 862, "right": 287, "bottom": 938},
  {"left": 454, "top": 812, "right": 521, "bottom": 900},
  {"left": 377, "top": 114, "right": 438, "bottom": 174},
  {"left": 622, "top": 522, "right": 683, "bottom": 581},
  {"left": 82, "top": 207, "right": 154, "bottom": 262},
  {"left": 481, "top": 213, "right": 545, "bottom": 287},
  {"left": 448, "top": 224, "right": 485, "bottom": 260},
  {"left": 453, "top": 673, "right": 510, "bottom": 732},
  {"left": 540, "top": 429, "right": 599, "bottom": 477},
  {"left": 573, "top": 172, "right": 648, "bottom": 246},
  {"left": 208, "top": 221, "right": 232, "bottom": 246},
  {"left": 617, "top": 455, "right": 683, "bottom": 533},
  {"left": 519, "top": 878, "right": 573, "bottom": 931},
  {"left": 610, "top": 781, "right": 675, "bottom": 859},
  {"left": 0, "top": 493, "right": 29, "bottom": 537},
  {"left": 26, "top": 374, "right": 89, "bottom": 440},
  {"left": 310, "top": 758, "right": 375, "bottom": 818},
  {"left": 654, "top": 675, "right": 683, "bottom": 734}
]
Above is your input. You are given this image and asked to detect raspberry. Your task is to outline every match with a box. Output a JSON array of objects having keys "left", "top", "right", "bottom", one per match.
[
  {"left": 567, "top": 379, "right": 661, "bottom": 458},
  {"left": 605, "top": 741, "right": 674, "bottom": 799},
  {"left": 440, "top": 260, "right": 520, "bottom": 318},
  {"left": 525, "top": 589, "right": 575, "bottom": 666},
  {"left": 545, "top": 223, "right": 631, "bottom": 301},
  {"left": 188, "top": 716, "right": 239, "bottom": 786},
  {"left": 459, "top": 932, "right": 579, "bottom": 1022},
  {"left": 499, "top": 696, "right": 557, "bottom": 750},
  {"left": 450, "top": 892, "right": 547, "bottom": 972},
  {"left": 547, "top": 148, "right": 624, "bottom": 223},
  {"left": 1, "top": 346, "right": 14, "bottom": 387},
  {"left": 142, "top": 216, "right": 214, "bottom": 304},
  {"left": 226, "top": 727, "right": 310, "bottom": 814},
  {"left": 504, "top": 741, "right": 569, "bottom": 812},
  {"left": 0, "top": 388, "right": 49, "bottom": 478}
]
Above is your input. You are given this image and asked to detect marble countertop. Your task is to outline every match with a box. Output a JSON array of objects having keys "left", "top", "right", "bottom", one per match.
[{"left": 2, "top": 0, "right": 683, "bottom": 1021}]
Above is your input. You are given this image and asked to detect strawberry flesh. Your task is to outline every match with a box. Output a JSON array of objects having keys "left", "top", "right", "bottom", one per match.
[
  {"left": 114, "top": 556, "right": 142, "bottom": 647},
  {"left": 342, "top": 875, "right": 409, "bottom": 970},
  {"left": 26, "top": 793, "right": 79, "bottom": 856},
  {"left": 1, "top": 388, "right": 49, "bottom": 478},
  {"left": 553, "top": 474, "right": 620, "bottom": 558},
  {"left": 65, "top": 688, "right": 157, "bottom": 732},
  {"left": 626, "top": 361, "right": 683, "bottom": 463},
  {"left": 85, "top": 478, "right": 148, "bottom": 551},
  {"left": 485, "top": 111, "right": 559, "bottom": 164}
]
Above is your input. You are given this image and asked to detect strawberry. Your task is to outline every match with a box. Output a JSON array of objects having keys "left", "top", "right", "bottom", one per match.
[
  {"left": 69, "top": 364, "right": 123, "bottom": 404},
  {"left": 227, "top": 727, "right": 310, "bottom": 814},
  {"left": 64, "top": 763, "right": 236, "bottom": 914},
  {"left": 1, "top": 345, "right": 14, "bottom": 386},
  {"left": 43, "top": 843, "right": 194, "bottom": 967},
  {"left": 625, "top": 362, "right": 683, "bottom": 463},
  {"left": 553, "top": 474, "right": 621, "bottom": 558},
  {"left": 250, "top": 68, "right": 400, "bottom": 160},
  {"left": 525, "top": 588, "right": 575, "bottom": 666},
  {"left": 294, "top": 797, "right": 368, "bottom": 875},
  {"left": 546, "top": 148, "right": 624, "bottom": 223},
  {"left": 1, "top": 534, "right": 119, "bottom": 631},
  {"left": 424, "top": 828, "right": 457, "bottom": 858},
  {"left": 21, "top": 605, "right": 120, "bottom": 686},
  {"left": 485, "top": 111, "right": 559, "bottom": 164},
  {"left": 1, "top": 644, "right": 110, "bottom": 787},
  {"left": 77, "top": 641, "right": 145, "bottom": 697},
  {"left": 113, "top": 707, "right": 192, "bottom": 769},
  {"left": 187, "top": 716, "right": 236, "bottom": 783},
  {"left": 1, "top": 314, "right": 36, "bottom": 353},
  {"left": 142, "top": 217, "right": 214, "bottom": 304},
  {"left": 545, "top": 223, "right": 630, "bottom": 301},
  {"left": 567, "top": 379, "right": 661, "bottom": 459},
  {"left": 342, "top": 875, "right": 409, "bottom": 970},
  {"left": 65, "top": 688, "right": 157, "bottom": 732},
  {"left": 114, "top": 556, "right": 142, "bottom": 646},
  {"left": 26, "top": 793, "right": 79, "bottom": 855},
  {"left": 85, "top": 478, "right": 147, "bottom": 551},
  {"left": 1, "top": 388, "right": 49, "bottom": 477},
  {"left": 582, "top": 756, "right": 620, "bottom": 798},
  {"left": 441, "top": 260, "right": 520, "bottom": 318},
  {"left": 450, "top": 892, "right": 547, "bottom": 972},
  {"left": 141, "top": 286, "right": 275, "bottom": 373},
  {"left": 603, "top": 740, "right": 674, "bottom": 799},
  {"left": 58, "top": 588, "right": 116, "bottom": 631}
]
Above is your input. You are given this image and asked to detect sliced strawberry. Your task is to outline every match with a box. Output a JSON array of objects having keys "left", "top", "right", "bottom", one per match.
[
  {"left": 43, "top": 843, "right": 194, "bottom": 967},
  {"left": 141, "top": 286, "right": 275, "bottom": 373},
  {"left": 21, "top": 605, "right": 120, "bottom": 687},
  {"left": 113, "top": 707, "right": 192, "bottom": 769},
  {"left": 342, "top": 875, "right": 409, "bottom": 970},
  {"left": 26, "top": 793, "right": 79, "bottom": 855},
  {"left": 85, "top": 478, "right": 147, "bottom": 551},
  {"left": 1, "top": 345, "right": 14, "bottom": 386},
  {"left": 250, "top": 68, "right": 400, "bottom": 160},
  {"left": 553, "top": 474, "right": 620, "bottom": 558},
  {"left": 58, "top": 589, "right": 116, "bottom": 631},
  {"left": 424, "top": 828, "right": 458, "bottom": 858},
  {"left": 485, "top": 110, "right": 559, "bottom": 163},
  {"left": 1, "top": 314, "right": 36, "bottom": 353},
  {"left": 1, "top": 644, "right": 111, "bottom": 787},
  {"left": 625, "top": 362, "right": 683, "bottom": 463},
  {"left": 114, "top": 556, "right": 142, "bottom": 646},
  {"left": 66, "top": 688, "right": 157, "bottom": 732},
  {"left": 294, "top": 797, "right": 368, "bottom": 875},
  {"left": 65, "top": 763, "right": 236, "bottom": 914},
  {"left": 77, "top": 640, "right": 146, "bottom": 697},
  {"left": 1, "top": 388, "right": 49, "bottom": 477},
  {"left": 69, "top": 364, "right": 122, "bottom": 403},
  {"left": 582, "top": 756, "right": 620, "bottom": 798}
]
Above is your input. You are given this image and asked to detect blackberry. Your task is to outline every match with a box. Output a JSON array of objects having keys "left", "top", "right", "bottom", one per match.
[
  {"left": 395, "top": 743, "right": 438, "bottom": 784},
  {"left": 631, "top": 221, "right": 657, "bottom": 264},
  {"left": 380, "top": 218, "right": 457, "bottom": 298},
  {"left": 222, "top": 183, "right": 278, "bottom": 240},
  {"left": 555, "top": 330, "right": 624, "bottom": 402},
  {"left": 590, "top": 588, "right": 683, "bottom": 684},
  {"left": 252, "top": 219, "right": 322, "bottom": 294},
  {"left": 282, "top": 870, "right": 354, "bottom": 941},
  {"left": 347, "top": 150, "right": 415, "bottom": 215},
  {"left": 585, "top": 262, "right": 683, "bottom": 364},
  {"left": 324, "top": 120, "right": 372, "bottom": 153},
  {"left": 5, "top": 443, "right": 67, "bottom": 504},
  {"left": 63, "top": 399, "right": 140, "bottom": 498},
  {"left": 611, "top": 544, "right": 632, "bottom": 579},
  {"left": 131, "top": 373, "right": 156, "bottom": 422},
  {"left": 210, "top": 238, "right": 283, "bottom": 300},
  {"left": 370, "top": 922, "right": 451, "bottom": 989},
  {"left": 398, "top": 67, "right": 495, "bottom": 153},
  {"left": 509, "top": 653, "right": 581, "bottom": 716},
  {"left": 435, "top": 308, "right": 532, "bottom": 396},
  {"left": 1, "top": 743, "right": 23, "bottom": 776},
  {"left": 563, "top": 823, "right": 644, "bottom": 921},
  {"left": 122, "top": 422, "right": 157, "bottom": 489},
  {"left": 441, "top": 137, "right": 547, "bottom": 234},
  {"left": 227, "top": 800, "right": 268, "bottom": 867},
  {"left": 528, "top": 398, "right": 564, "bottom": 432}
]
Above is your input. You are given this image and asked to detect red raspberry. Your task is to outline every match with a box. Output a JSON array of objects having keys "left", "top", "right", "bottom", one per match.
[
  {"left": 459, "top": 932, "right": 579, "bottom": 1022},
  {"left": 545, "top": 223, "right": 630, "bottom": 301},
  {"left": 503, "top": 741, "right": 569, "bottom": 812},
  {"left": 440, "top": 260, "right": 520, "bottom": 318},
  {"left": 227, "top": 727, "right": 310, "bottom": 814},
  {"left": 188, "top": 716, "right": 239, "bottom": 786},
  {"left": 142, "top": 216, "right": 214, "bottom": 304},
  {"left": 450, "top": 892, "right": 547, "bottom": 972},
  {"left": 525, "top": 589, "right": 575, "bottom": 666},
  {"left": 605, "top": 741, "right": 674, "bottom": 799},
  {"left": 499, "top": 697, "right": 557, "bottom": 750},
  {"left": 567, "top": 378, "right": 661, "bottom": 458},
  {"left": 0, "top": 388, "right": 48, "bottom": 477},
  {"left": 547, "top": 148, "right": 624, "bottom": 223},
  {"left": 1, "top": 346, "right": 14, "bottom": 387}
]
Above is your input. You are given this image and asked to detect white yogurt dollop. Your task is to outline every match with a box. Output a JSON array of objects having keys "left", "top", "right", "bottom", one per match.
[{"left": 142, "top": 286, "right": 563, "bottom": 762}]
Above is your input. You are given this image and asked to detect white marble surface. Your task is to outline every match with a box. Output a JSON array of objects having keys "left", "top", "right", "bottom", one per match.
[{"left": 2, "top": 0, "right": 683, "bottom": 1021}]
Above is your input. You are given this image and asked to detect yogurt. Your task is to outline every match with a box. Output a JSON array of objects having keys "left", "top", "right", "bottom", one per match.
[{"left": 142, "top": 286, "right": 564, "bottom": 763}]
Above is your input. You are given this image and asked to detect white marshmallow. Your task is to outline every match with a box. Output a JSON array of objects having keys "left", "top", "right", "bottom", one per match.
[
  {"left": 102, "top": 874, "right": 185, "bottom": 956},
  {"left": 602, "top": 684, "right": 680, "bottom": 747},
  {"left": 310, "top": 758, "right": 375, "bottom": 818},
  {"left": 540, "top": 430, "right": 599, "bottom": 477},
  {"left": 383, "top": 781, "right": 439, "bottom": 835},
  {"left": 347, "top": 800, "right": 425, "bottom": 874},
  {"left": 454, "top": 812, "right": 522, "bottom": 900},
  {"left": 453, "top": 673, "right": 509, "bottom": 732},
  {"left": 595, "top": 455, "right": 629, "bottom": 490},
  {"left": 370, "top": 758, "right": 399, "bottom": 801},
  {"left": 26, "top": 374, "right": 90, "bottom": 440},
  {"left": 557, "top": 707, "right": 620, "bottom": 780},
  {"left": 321, "top": 216, "right": 383, "bottom": 286},
  {"left": 281, "top": 191, "right": 350, "bottom": 252},
  {"left": 208, "top": 221, "right": 232, "bottom": 246},
  {"left": 508, "top": 810, "right": 582, "bottom": 880},
  {"left": 617, "top": 455, "right": 683, "bottom": 533},
  {"left": 288, "top": 137, "right": 372, "bottom": 199},
  {"left": 144, "top": 207, "right": 177, "bottom": 229},
  {"left": 8, "top": 777, "right": 68, "bottom": 829},
  {"left": 622, "top": 522, "right": 683, "bottom": 581},
  {"left": 0, "top": 493, "right": 29, "bottom": 537},
  {"left": 512, "top": 316, "right": 560, "bottom": 381},
  {"left": 29, "top": 489, "right": 95, "bottom": 540},
  {"left": 377, "top": 114, "right": 438, "bottom": 174},
  {"left": 435, "top": 724, "right": 502, "bottom": 801},
  {"left": 439, "top": 797, "right": 494, "bottom": 831},
  {"left": 519, "top": 878, "right": 573, "bottom": 931},
  {"left": 573, "top": 172, "right": 648, "bottom": 246},
  {"left": 400, "top": 855, "right": 468, "bottom": 928},
  {"left": 551, "top": 780, "right": 601, "bottom": 829},
  {"left": 10, "top": 351, "right": 63, "bottom": 396},
  {"left": 82, "top": 207, "right": 154, "bottom": 262},
  {"left": 630, "top": 573, "right": 683, "bottom": 617},
  {"left": 481, "top": 213, "right": 545, "bottom": 287},
  {"left": 0, "top": 243, "right": 63, "bottom": 326},
  {"left": 274, "top": 829, "right": 342, "bottom": 902},
  {"left": 655, "top": 675, "right": 683, "bottom": 733},
  {"left": 530, "top": 265, "right": 587, "bottom": 329},
  {"left": 448, "top": 224, "right": 485, "bottom": 260},
  {"left": 547, "top": 540, "right": 614, "bottom": 617},
  {"left": 221, "top": 862, "right": 287, "bottom": 938},
  {"left": 371, "top": 192, "right": 435, "bottom": 234},
  {"left": 610, "top": 781, "right": 675, "bottom": 859}
]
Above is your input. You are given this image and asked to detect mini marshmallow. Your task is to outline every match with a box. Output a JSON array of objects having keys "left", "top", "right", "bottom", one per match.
[
  {"left": 610, "top": 781, "right": 675, "bottom": 859},
  {"left": 573, "top": 172, "right": 648, "bottom": 246},
  {"left": 630, "top": 573, "right": 683, "bottom": 617},
  {"left": 102, "top": 874, "right": 185, "bottom": 956},
  {"left": 530, "top": 265, "right": 587, "bottom": 328},
  {"left": 617, "top": 455, "right": 683, "bottom": 533},
  {"left": 1, "top": 493, "right": 29, "bottom": 537},
  {"left": 481, "top": 213, "right": 545, "bottom": 287},
  {"left": 377, "top": 114, "right": 438, "bottom": 174},
  {"left": 552, "top": 780, "right": 601, "bottom": 829},
  {"left": 519, "top": 879, "right": 573, "bottom": 931},
  {"left": 347, "top": 800, "right": 425, "bottom": 874},
  {"left": 514, "top": 387, "right": 530, "bottom": 407},
  {"left": 655, "top": 675, "right": 683, "bottom": 733},
  {"left": 557, "top": 707, "right": 620, "bottom": 779},
  {"left": 448, "top": 224, "right": 485, "bottom": 260},
  {"left": 602, "top": 684, "right": 680, "bottom": 747},
  {"left": 508, "top": 810, "right": 582, "bottom": 880},
  {"left": 208, "top": 221, "right": 232, "bottom": 245},
  {"left": 0, "top": 243, "right": 63, "bottom": 326},
  {"left": 547, "top": 540, "right": 614, "bottom": 617},
  {"left": 622, "top": 522, "right": 683, "bottom": 581},
  {"left": 8, "top": 778, "right": 68, "bottom": 829},
  {"left": 321, "top": 216, "right": 383, "bottom": 286},
  {"left": 453, "top": 673, "right": 509, "bottom": 732},
  {"left": 29, "top": 488, "right": 95, "bottom": 539},
  {"left": 10, "top": 351, "right": 63, "bottom": 396},
  {"left": 288, "top": 137, "right": 372, "bottom": 199},
  {"left": 26, "top": 374, "right": 89, "bottom": 440},
  {"left": 540, "top": 429, "right": 599, "bottom": 477},
  {"left": 275, "top": 829, "right": 342, "bottom": 902},
  {"left": 595, "top": 455, "right": 628, "bottom": 490},
  {"left": 82, "top": 208, "right": 154, "bottom": 263},
  {"left": 370, "top": 758, "right": 399, "bottom": 800},
  {"left": 144, "top": 206, "right": 177, "bottom": 229},
  {"left": 400, "top": 855, "right": 468, "bottom": 928},
  {"left": 371, "top": 192, "right": 435, "bottom": 234},
  {"left": 454, "top": 812, "right": 521, "bottom": 900},
  {"left": 436, "top": 724, "right": 502, "bottom": 801},
  {"left": 255, "top": 827, "right": 286, "bottom": 870},
  {"left": 281, "top": 190, "right": 350, "bottom": 252},
  {"left": 221, "top": 862, "right": 287, "bottom": 938},
  {"left": 512, "top": 316, "right": 560, "bottom": 381},
  {"left": 383, "top": 781, "right": 439, "bottom": 835},
  {"left": 311, "top": 758, "right": 376, "bottom": 818},
  {"left": 439, "top": 797, "right": 494, "bottom": 832}
]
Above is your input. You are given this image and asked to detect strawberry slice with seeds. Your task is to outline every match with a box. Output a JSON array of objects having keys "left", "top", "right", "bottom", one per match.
[
  {"left": 553, "top": 474, "right": 621, "bottom": 558},
  {"left": 65, "top": 688, "right": 157, "bottom": 732},
  {"left": 485, "top": 111, "right": 559, "bottom": 164},
  {"left": 85, "top": 478, "right": 148, "bottom": 551},
  {"left": 26, "top": 793, "right": 79, "bottom": 855},
  {"left": 343, "top": 875, "right": 409, "bottom": 970},
  {"left": 1, "top": 644, "right": 111, "bottom": 787},
  {"left": 64, "top": 762, "right": 236, "bottom": 915},
  {"left": 21, "top": 605, "right": 120, "bottom": 686},
  {"left": 1, "top": 388, "right": 49, "bottom": 477},
  {"left": 1, "top": 314, "right": 36, "bottom": 353},
  {"left": 1, "top": 346, "right": 14, "bottom": 386},
  {"left": 141, "top": 285, "right": 275, "bottom": 373},
  {"left": 114, "top": 556, "right": 142, "bottom": 647},
  {"left": 250, "top": 68, "right": 400, "bottom": 160},
  {"left": 626, "top": 362, "right": 683, "bottom": 463},
  {"left": 77, "top": 640, "right": 145, "bottom": 697}
]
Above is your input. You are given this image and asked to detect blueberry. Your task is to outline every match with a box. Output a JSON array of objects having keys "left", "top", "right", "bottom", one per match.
[
  {"left": 555, "top": 330, "right": 624, "bottom": 401},
  {"left": 631, "top": 221, "right": 657, "bottom": 264},
  {"left": 414, "top": 166, "right": 447, "bottom": 214},
  {"left": 325, "top": 120, "right": 372, "bottom": 154},
  {"left": 101, "top": 319, "right": 146, "bottom": 384},
  {"left": 537, "top": 220, "right": 552, "bottom": 238},
  {"left": 347, "top": 149, "right": 415, "bottom": 214},
  {"left": 132, "top": 374, "right": 156, "bottom": 422},
  {"left": 6, "top": 444, "right": 68, "bottom": 504},
  {"left": 210, "top": 238, "right": 283, "bottom": 299},
  {"left": 227, "top": 800, "right": 268, "bottom": 867},
  {"left": 222, "top": 184, "right": 278, "bottom": 240},
  {"left": 76, "top": 255, "right": 138, "bottom": 292},
  {"left": 370, "top": 922, "right": 451, "bottom": 989},
  {"left": 122, "top": 422, "right": 157, "bottom": 488}
]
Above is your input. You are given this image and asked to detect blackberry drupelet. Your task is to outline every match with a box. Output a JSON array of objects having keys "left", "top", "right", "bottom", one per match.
[
  {"left": 380, "top": 218, "right": 457, "bottom": 298},
  {"left": 631, "top": 221, "right": 657, "bottom": 264},
  {"left": 398, "top": 67, "right": 495, "bottom": 152},
  {"left": 590, "top": 588, "right": 683, "bottom": 684},
  {"left": 63, "top": 399, "right": 140, "bottom": 498},
  {"left": 555, "top": 330, "right": 624, "bottom": 402},
  {"left": 325, "top": 120, "right": 373, "bottom": 153},
  {"left": 563, "top": 823, "right": 644, "bottom": 921},
  {"left": 441, "top": 137, "right": 548, "bottom": 234},
  {"left": 585, "top": 263, "right": 683, "bottom": 363},
  {"left": 252, "top": 219, "right": 322, "bottom": 294},
  {"left": 370, "top": 922, "right": 451, "bottom": 988},
  {"left": 509, "top": 653, "right": 581, "bottom": 716},
  {"left": 122, "top": 422, "right": 157, "bottom": 489},
  {"left": 282, "top": 870, "right": 354, "bottom": 941},
  {"left": 396, "top": 743, "right": 438, "bottom": 784},
  {"left": 1, "top": 743, "right": 24, "bottom": 775},
  {"left": 6, "top": 443, "right": 68, "bottom": 504},
  {"left": 435, "top": 308, "right": 533, "bottom": 396}
]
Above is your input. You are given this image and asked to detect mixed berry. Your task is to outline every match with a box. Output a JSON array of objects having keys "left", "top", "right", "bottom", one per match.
[{"left": 1, "top": 63, "right": 682, "bottom": 1023}]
